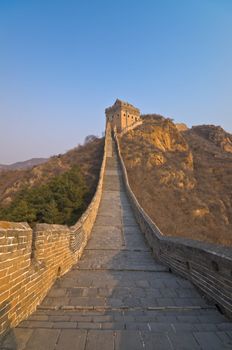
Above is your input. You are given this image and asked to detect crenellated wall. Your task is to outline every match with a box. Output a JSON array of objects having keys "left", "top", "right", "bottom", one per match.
[
  {"left": 0, "top": 123, "right": 111, "bottom": 336},
  {"left": 114, "top": 130, "right": 232, "bottom": 319}
]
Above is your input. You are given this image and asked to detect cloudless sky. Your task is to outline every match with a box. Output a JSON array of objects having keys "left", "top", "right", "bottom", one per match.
[{"left": 0, "top": 0, "right": 232, "bottom": 163}]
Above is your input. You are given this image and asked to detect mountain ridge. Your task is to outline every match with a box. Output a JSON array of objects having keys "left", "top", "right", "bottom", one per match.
[{"left": 0, "top": 158, "right": 48, "bottom": 171}]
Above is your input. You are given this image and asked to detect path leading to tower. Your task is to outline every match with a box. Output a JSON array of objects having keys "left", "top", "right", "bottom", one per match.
[{"left": 3, "top": 138, "right": 232, "bottom": 350}]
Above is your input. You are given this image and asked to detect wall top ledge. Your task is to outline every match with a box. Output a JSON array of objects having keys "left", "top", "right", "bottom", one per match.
[
  {"left": 35, "top": 223, "right": 69, "bottom": 231},
  {"left": 159, "top": 234, "right": 232, "bottom": 261},
  {"left": 139, "top": 205, "right": 232, "bottom": 260},
  {"left": 0, "top": 221, "right": 31, "bottom": 231}
]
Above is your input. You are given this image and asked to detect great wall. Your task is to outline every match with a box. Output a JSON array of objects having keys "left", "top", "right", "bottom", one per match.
[{"left": 0, "top": 100, "right": 232, "bottom": 349}]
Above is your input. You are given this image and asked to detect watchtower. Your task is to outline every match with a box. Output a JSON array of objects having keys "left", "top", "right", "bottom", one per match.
[{"left": 105, "top": 99, "right": 140, "bottom": 133}]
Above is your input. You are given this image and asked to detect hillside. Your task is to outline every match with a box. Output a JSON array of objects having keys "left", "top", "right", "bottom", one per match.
[
  {"left": 119, "top": 117, "right": 232, "bottom": 246},
  {"left": 0, "top": 137, "right": 104, "bottom": 225},
  {"left": 0, "top": 158, "right": 48, "bottom": 171}
]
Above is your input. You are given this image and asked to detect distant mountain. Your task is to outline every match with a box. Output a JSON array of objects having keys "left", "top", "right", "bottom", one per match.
[{"left": 0, "top": 158, "right": 48, "bottom": 171}]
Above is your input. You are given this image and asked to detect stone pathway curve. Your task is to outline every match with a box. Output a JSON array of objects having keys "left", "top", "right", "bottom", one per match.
[{"left": 3, "top": 139, "right": 232, "bottom": 349}]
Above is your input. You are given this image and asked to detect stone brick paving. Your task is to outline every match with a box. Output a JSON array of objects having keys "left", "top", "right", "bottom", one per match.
[{"left": 2, "top": 141, "right": 232, "bottom": 349}]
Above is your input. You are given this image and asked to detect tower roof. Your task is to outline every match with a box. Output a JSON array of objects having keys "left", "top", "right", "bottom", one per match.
[{"left": 105, "top": 99, "right": 140, "bottom": 113}]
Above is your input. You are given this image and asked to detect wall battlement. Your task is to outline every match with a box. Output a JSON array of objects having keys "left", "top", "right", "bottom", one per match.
[{"left": 0, "top": 123, "right": 111, "bottom": 337}]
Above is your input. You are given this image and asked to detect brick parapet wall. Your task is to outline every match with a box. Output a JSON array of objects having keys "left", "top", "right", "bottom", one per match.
[
  {"left": 114, "top": 130, "right": 232, "bottom": 319},
  {"left": 0, "top": 123, "right": 111, "bottom": 337}
]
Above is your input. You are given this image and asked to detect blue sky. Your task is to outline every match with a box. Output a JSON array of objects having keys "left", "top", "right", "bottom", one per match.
[{"left": 0, "top": 0, "right": 232, "bottom": 163}]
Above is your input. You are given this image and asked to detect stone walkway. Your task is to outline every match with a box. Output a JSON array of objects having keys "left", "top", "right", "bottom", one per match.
[{"left": 3, "top": 141, "right": 232, "bottom": 349}]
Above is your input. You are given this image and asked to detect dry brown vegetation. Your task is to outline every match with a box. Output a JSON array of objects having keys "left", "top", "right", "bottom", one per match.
[
  {"left": 0, "top": 137, "right": 104, "bottom": 207},
  {"left": 120, "top": 117, "right": 232, "bottom": 246}
]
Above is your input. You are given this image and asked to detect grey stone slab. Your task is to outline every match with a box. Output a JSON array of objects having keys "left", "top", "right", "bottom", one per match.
[
  {"left": 123, "top": 226, "right": 142, "bottom": 234},
  {"left": 149, "top": 322, "right": 173, "bottom": 332},
  {"left": 115, "top": 331, "right": 144, "bottom": 350},
  {"left": 41, "top": 297, "right": 70, "bottom": 307},
  {"left": 176, "top": 288, "right": 201, "bottom": 298},
  {"left": 174, "top": 298, "right": 206, "bottom": 307},
  {"left": 85, "top": 330, "right": 114, "bottom": 350},
  {"left": 193, "top": 331, "right": 226, "bottom": 350},
  {"left": 56, "top": 329, "right": 87, "bottom": 350},
  {"left": 92, "top": 315, "right": 113, "bottom": 322},
  {"left": 69, "top": 288, "right": 84, "bottom": 297},
  {"left": 47, "top": 288, "right": 67, "bottom": 298},
  {"left": 69, "top": 296, "right": 105, "bottom": 307},
  {"left": 177, "top": 315, "right": 200, "bottom": 323},
  {"left": 70, "top": 315, "right": 92, "bottom": 322},
  {"left": 77, "top": 322, "right": 101, "bottom": 329},
  {"left": 216, "top": 331, "right": 232, "bottom": 348},
  {"left": 160, "top": 288, "right": 178, "bottom": 298},
  {"left": 125, "top": 322, "right": 149, "bottom": 330},
  {"left": 135, "top": 280, "right": 150, "bottom": 288},
  {"left": 82, "top": 287, "right": 98, "bottom": 297},
  {"left": 216, "top": 322, "right": 232, "bottom": 331},
  {"left": 23, "top": 321, "right": 54, "bottom": 329},
  {"left": 156, "top": 298, "right": 176, "bottom": 307},
  {"left": 141, "top": 331, "right": 172, "bottom": 350},
  {"left": 52, "top": 321, "right": 77, "bottom": 329},
  {"left": 155, "top": 315, "right": 177, "bottom": 323},
  {"left": 1, "top": 328, "right": 33, "bottom": 350},
  {"left": 226, "top": 331, "right": 232, "bottom": 340},
  {"left": 171, "top": 322, "right": 197, "bottom": 332},
  {"left": 28, "top": 314, "right": 49, "bottom": 321},
  {"left": 49, "top": 315, "right": 70, "bottom": 322},
  {"left": 195, "top": 323, "right": 218, "bottom": 331},
  {"left": 97, "top": 208, "right": 121, "bottom": 218},
  {"left": 98, "top": 287, "right": 114, "bottom": 297},
  {"left": 94, "top": 215, "right": 121, "bottom": 226},
  {"left": 198, "top": 315, "right": 226, "bottom": 324},
  {"left": 101, "top": 322, "right": 125, "bottom": 330},
  {"left": 24, "top": 329, "right": 60, "bottom": 350},
  {"left": 168, "top": 331, "right": 200, "bottom": 349},
  {"left": 122, "top": 217, "right": 138, "bottom": 226}
]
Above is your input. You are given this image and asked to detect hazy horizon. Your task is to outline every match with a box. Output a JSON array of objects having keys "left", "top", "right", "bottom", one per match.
[
  {"left": 1, "top": 115, "right": 231, "bottom": 166},
  {"left": 1, "top": 0, "right": 232, "bottom": 164}
]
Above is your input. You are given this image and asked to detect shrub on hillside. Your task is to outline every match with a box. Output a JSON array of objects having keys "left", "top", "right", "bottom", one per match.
[{"left": 0, "top": 166, "right": 88, "bottom": 226}]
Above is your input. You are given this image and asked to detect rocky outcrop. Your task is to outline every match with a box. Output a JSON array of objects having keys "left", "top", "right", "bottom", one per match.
[
  {"left": 176, "top": 123, "right": 188, "bottom": 132},
  {"left": 119, "top": 119, "right": 232, "bottom": 246},
  {"left": 192, "top": 124, "right": 232, "bottom": 153}
]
